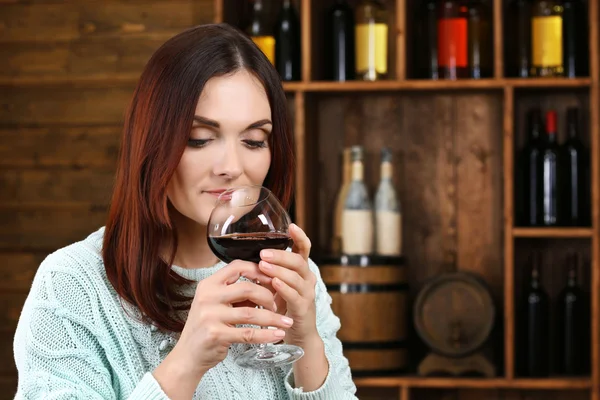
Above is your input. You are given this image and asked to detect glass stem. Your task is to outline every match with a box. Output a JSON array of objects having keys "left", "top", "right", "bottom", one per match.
[{"left": 257, "top": 305, "right": 268, "bottom": 354}]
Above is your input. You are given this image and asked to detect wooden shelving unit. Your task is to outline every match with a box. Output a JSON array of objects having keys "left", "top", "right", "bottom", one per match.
[{"left": 214, "top": 1, "right": 599, "bottom": 399}]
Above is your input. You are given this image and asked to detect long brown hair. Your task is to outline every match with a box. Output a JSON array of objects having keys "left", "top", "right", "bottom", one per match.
[{"left": 102, "top": 23, "right": 295, "bottom": 332}]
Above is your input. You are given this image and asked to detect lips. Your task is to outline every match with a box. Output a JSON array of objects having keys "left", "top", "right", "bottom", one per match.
[{"left": 204, "top": 189, "right": 232, "bottom": 201}]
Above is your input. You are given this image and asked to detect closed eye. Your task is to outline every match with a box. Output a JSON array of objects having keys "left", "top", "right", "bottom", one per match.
[
  {"left": 244, "top": 140, "right": 267, "bottom": 149},
  {"left": 188, "top": 138, "right": 212, "bottom": 148}
]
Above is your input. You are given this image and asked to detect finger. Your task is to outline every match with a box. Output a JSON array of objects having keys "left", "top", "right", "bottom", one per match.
[
  {"left": 258, "top": 260, "right": 306, "bottom": 295},
  {"left": 289, "top": 223, "right": 311, "bottom": 261},
  {"left": 272, "top": 276, "right": 302, "bottom": 306},
  {"left": 274, "top": 293, "right": 287, "bottom": 316},
  {"left": 212, "top": 260, "right": 273, "bottom": 286},
  {"left": 260, "top": 248, "right": 309, "bottom": 279},
  {"left": 227, "top": 326, "right": 287, "bottom": 345},
  {"left": 225, "top": 306, "right": 294, "bottom": 329},
  {"left": 220, "top": 281, "right": 277, "bottom": 311}
]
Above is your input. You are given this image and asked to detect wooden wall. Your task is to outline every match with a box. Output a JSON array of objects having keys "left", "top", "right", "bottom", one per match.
[{"left": 0, "top": 1, "right": 214, "bottom": 397}]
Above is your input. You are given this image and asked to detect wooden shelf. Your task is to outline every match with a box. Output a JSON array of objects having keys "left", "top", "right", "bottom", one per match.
[
  {"left": 354, "top": 376, "right": 592, "bottom": 390},
  {"left": 1, "top": 75, "right": 590, "bottom": 92},
  {"left": 507, "top": 77, "right": 592, "bottom": 88},
  {"left": 512, "top": 227, "right": 594, "bottom": 238}
]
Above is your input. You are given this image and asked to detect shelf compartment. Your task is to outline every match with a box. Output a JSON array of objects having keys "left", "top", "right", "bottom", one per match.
[
  {"left": 353, "top": 376, "right": 592, "bottom": 389},
  {"left": 512, "top": 228, "right": 594, "bottom": 238}
]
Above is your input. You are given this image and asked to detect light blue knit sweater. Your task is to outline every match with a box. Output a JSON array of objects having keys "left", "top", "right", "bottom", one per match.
[{"left": 13, "top": 227, "right": 357, "bottom": 399}]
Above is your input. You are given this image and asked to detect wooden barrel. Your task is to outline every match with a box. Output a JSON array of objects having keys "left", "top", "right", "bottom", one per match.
[{"left": 320, "top": 254, "right": 408, "bottom": 376}]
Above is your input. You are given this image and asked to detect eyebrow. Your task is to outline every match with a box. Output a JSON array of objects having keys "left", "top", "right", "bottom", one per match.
[{"left": 193, "top": 116, "right": 273, "bottom": 132}]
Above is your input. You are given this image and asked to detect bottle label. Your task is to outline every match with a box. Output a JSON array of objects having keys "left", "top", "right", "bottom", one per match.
[
  {"left": 437, "top": 18, "right": 468, "bottom": 68},
  {"left": 532, "top": 16, "right": 562, "bottom": 67},
  {"left": 376, "top": 210, "right": 402, "bottom": 256},
  {"left": 252, "top": 36, "right": 275, "bottom": 65},
  {"left": 355, "top": 23, "right": 388, "bottom": 74},
  {"left": 341, "top": 209, "right": 373, "bottom": 254}
]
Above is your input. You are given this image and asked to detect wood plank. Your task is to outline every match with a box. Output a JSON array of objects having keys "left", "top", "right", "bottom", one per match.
[
  {"left": 512, "top": 227, "right": 593, "bottom": 238},
  {"left": 455, "top": 93, "right": 504, "bottom": 299},
  {"left": 493, "top": 0, "right": 503, "bottom": 78},
  {"left": 0, "top": 374, "right": 17, "bottom": 400},
  {"left": 0, "top": 126, "right": 121, "bottom": 169},
  {"left": 589, "top": 0, "right": 600, "bottom": 396},
  {"left": 396, "top": 0, "right": 406, "bottom": 80},
  {"left": 0, "top": 170, "right": 115, "bottom": 204},
  {"left": 0, "top": 37, "right": 165, "bottom": 77},
  {"left": 0, "top": 205, "right": 108, "bottom": 251},
  {"left": 294, "top": 91, "right": 307, "bottom": 231},
  {"left": 503, "top": 86, "right": 515, "bottom": 379},
  {"left": 0, "top": 85, "right": 134, "bottom": 126},
  {"left": 0, "top": 292, "right": 29, "bottom": 332},
  {"left": 353, "top": 377, "right": 592, "bottom": 389},
  {"left": 0, "top": 331, "right": 17, "bottom": 375},
  {"left": 0, "top": 252, "right": 47, "bottom": 291},
  {"left": 0, "top": 4, "right": 80, "bottom": 42},
  {"left": 301, "top": 0, "right": 310, "bottom": 82},
  {"left": 0, "top": 1, "right": 213, "bottom": 43},
  {"left": 77, "top": 1, "right": 213, "bottom": 38}
]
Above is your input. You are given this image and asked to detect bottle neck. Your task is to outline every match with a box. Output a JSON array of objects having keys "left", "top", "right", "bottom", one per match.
[
  {"left": 282, "top": 0, "right": 292, "bottom": 8},
  {"left": 351, "top": 161, "right": 364, "bottom": 182},
  {"left": 380, "top": 161, "right": 393, "bottom": 180},
  {"left": 567, "top": 120, "right": 578, "bottom": 139}
]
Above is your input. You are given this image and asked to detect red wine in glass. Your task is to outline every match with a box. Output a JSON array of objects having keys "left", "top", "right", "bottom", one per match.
[
  {"left": 206, "top": 185, "right": 304, "bottom": 369},
  {"left": 208, "top": 232, "right": 292, "bottom": 264}
]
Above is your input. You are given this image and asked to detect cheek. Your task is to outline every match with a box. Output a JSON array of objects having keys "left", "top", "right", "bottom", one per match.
[
  {"left": 167, "top": 151, "right": 204, "bottom": 206},
  {"left": 250, "top": 150, "right": 271, "bottom": 182}
]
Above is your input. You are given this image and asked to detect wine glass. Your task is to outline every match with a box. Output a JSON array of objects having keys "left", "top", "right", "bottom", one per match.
[{"left": 207, "top": 185, "right": 304, "bottom": 369}]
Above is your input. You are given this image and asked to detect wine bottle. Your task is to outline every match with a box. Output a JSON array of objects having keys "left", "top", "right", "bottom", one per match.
[
  {"left": 332, "top": 147, "right": 352, "bottom": 254},
  {"left": 562, "top": 0, "right": 588, "bottom": 78},
  {"left": 437, "top": 0, "right": 469, "bottom": 80},
  {"left": 416, "top": 0, "right": 438, "bottom": 79},
  {"left": 506, "top": 0, "right": 531, "bottom": 78},
  {"left": 374, "top": 148, "right": 402, "bottom": 256},
  {"left": 542, "top": 110, "right": 560, "bottom": 226},
  {"left": 341, "top": 146, "right": 374, "bottom": 255},
  {"left": 466, "top": 0, "right": 492, "bottom": 79},
  {"left": 516, "top": 108, "right": 544, "bottom": 226},
  {"left": 274, "top": 0, "right": 301, "bottom": 81},
  {"left": 355, "top": 0, "right": 389, "bottom": 81},
  {"left": 556, "top": 252, "right": 588, "bottom": 375},
  {"left": 560, "top": 108, "right": 589, "bottom": 226},
  {"left": 247, "top": 0, "right": 276, "bottom": 65},
  {"left": 531, "top": 0, "right": 564, "bottom": 77},
  {"left": 326, "top": 0, "right": 355, "bottom": 81},
  {"left": 523, "top": 251, "right": 550, "bottom": 377}
]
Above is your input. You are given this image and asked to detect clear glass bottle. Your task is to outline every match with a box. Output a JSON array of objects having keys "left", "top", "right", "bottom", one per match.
[
  {"left": 374, "top": 148, "right": 402, "bottom": 256},
  {"left": 355, "top": 0, "right": 389, "bottom": 81},
  {"left": 341, "top": 146, "right": 374, "bottom": 255},
  {"left": 332, "top": 147, "right": 352, "bottom": 254}
]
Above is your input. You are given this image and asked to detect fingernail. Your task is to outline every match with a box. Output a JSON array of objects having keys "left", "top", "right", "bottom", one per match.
[
  {"left": 274, "top": 330, "right": 286, "bottom": 338},
  {"left": 260, "top": 261, "right": 272, "bottom": 270},
  {"left": 281, "top": 316, "right": 293, "bottom": 326},
  {"left": 261, "top": 250, "right": 273, "bottom": 259},
  {"left": 290, "top": 223, "right": 297, "bottom": 231}
]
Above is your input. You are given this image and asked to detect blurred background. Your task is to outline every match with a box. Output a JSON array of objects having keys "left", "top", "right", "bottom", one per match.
[{"left": 1, "top": 1, "right": 598, "bottom": 400}]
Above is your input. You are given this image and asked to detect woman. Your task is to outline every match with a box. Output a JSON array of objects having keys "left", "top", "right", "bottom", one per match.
[{"left": 13, "top": 23, "right": 357, "bottom": 399}]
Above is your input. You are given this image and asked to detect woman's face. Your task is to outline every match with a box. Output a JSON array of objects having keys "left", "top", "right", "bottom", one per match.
[{"left": 167, "top": 69, "right": 272, "bottom": 227}]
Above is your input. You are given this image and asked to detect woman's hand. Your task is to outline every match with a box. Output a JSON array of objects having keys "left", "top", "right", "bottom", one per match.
[
  {"left": 154, "top": 260, "right": 294, "bottom": 399},
  {"left": 258, "top": 223, "right": 319, "bottom": 347}
]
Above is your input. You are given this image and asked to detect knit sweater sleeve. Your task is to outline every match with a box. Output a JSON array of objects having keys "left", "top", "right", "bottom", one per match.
[
  {"left": 13, "top": 250, "right": 168, "bottom": 400},
  {"left": 284, "top": 258, "right": 358, "bottom": 399}
]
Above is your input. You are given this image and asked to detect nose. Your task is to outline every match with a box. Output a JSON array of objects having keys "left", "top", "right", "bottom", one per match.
[{"left": 212, "top": 141, "right": 243, "bottom": 180}]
